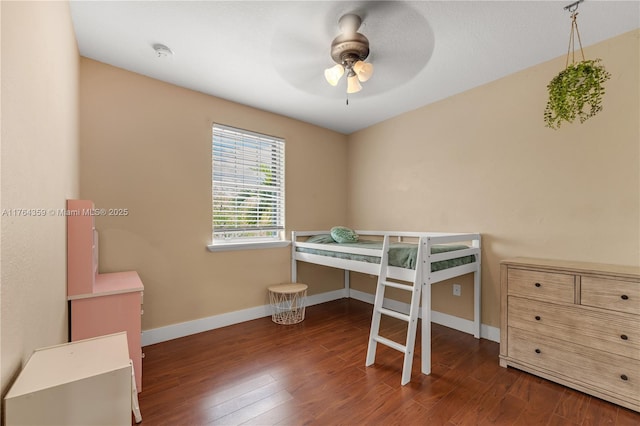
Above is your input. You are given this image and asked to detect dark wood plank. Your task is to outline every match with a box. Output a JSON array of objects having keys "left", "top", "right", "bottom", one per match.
[{"left": 136, "top": 299, "right": 640, "bottom": 425}]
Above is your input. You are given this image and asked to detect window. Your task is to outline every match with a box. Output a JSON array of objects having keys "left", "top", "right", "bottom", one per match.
[{"left": 211, "top": 124, "right": 285, "bottom": 245}]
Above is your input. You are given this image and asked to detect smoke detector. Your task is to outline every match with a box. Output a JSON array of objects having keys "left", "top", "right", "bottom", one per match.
[{"left": 153, "top": 44, "right": 173, "bottom": 58}]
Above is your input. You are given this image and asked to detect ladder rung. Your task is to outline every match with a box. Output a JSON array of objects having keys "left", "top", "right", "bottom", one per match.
[
  {"left": 381, "top": 281, "right": 414, "bottom": 291},
  {"left": 378, "top": 308, "right": 410, "bottom": 322},
  {"left": 374, "top": 336, "right": 407, "bottom": 353}
]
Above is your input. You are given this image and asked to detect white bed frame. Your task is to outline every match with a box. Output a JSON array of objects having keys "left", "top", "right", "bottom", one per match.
[{"left": 291, "top": 230, "right": 481, "bottom": 377}]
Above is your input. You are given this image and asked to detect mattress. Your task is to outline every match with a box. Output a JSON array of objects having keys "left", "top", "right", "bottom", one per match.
[{"left": 296, "top": 238, "right": 475, "bottom": 272}]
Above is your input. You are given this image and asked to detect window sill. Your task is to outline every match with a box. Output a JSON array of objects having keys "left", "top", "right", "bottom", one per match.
[{"left": 207, "top": 240, "right": 291, "bottom": 252}]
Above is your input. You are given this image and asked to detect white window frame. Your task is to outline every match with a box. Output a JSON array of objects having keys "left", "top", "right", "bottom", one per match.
[{"left": 208, "top": 124, "right": 287, "bottom": 251}]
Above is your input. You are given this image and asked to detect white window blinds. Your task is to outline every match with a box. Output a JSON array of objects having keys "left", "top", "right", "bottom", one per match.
[{"left": 212, "top": 124, "right": 285, "bottom": 242}]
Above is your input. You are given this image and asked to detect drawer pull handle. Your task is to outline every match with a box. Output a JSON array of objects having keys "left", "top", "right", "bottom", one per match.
[
  {"left": 535, "top": 316, "right": 541, "bottom": 321},
  {"left": 621, "top": 334, "right": 628, "bottom": 340},
  {"left": 621, "top": 374, "right": 628, "bottom": 381},
  {"left": 621, "top": 294, "right": 629, "bottom": 300},
  {"left": 535, "top": 283, "right": 541, "bottom": 288},
  {"left": 535, "top": 349, "right": 541, "bottom": 354}
]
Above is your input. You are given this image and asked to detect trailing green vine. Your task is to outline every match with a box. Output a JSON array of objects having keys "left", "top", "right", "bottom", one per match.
[{"left": 544, "top": 59, "right": 611, "bottom": 130}]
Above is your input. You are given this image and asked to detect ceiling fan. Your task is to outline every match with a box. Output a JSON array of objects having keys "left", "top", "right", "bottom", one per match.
[
  {"left": 269, "top": 1, "right": 433, "bottom": 101},
  {"left": 323, "top": 13, "right": 374, "bottom": 94}
]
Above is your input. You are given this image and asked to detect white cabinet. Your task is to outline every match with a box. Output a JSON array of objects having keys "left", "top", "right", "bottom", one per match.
[{"left": 4, "top": 333, "right": 132, "bottom": 426}]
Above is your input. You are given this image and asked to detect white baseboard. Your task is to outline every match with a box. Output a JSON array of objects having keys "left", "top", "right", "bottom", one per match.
[
  {"left": 141, "top": 289, "right": 347, "bottom": 346},
  {"left": 348, "top": 289, "right": 500, "bottom": 342},
  {"left": 141, "top": 288, "right": 499, "bottom": 347}
]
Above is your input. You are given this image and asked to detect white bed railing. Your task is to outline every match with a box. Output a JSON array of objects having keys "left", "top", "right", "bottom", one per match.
[
  {"left": 290, "top": 229, "right": 482, "bottom": 379},
  {"left": 292, "top": 230, "right": 481, "bottom": 285}
]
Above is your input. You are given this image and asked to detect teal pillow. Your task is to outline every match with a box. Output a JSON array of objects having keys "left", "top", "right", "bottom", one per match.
[
  {"left": 306, "top": 234, "right": 336, "bottom": 244},
  {"left": 330, "top": 226, "right": 359, "bottom": 243}
]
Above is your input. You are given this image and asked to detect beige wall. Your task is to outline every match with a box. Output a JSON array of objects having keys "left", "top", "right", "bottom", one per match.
[
  {"left": 0, "top": 3, "right": 634, "bottom": 413},
  {"left": 80, "top": 30, "right": 638, "bottom": 335},
  {"left": 79, "top": 59, "right": 348, "bottom": 330},
  {"left": 347, "top": 30, "right": 640, "bottom": 328},
  {"left": 1, "top": 0, "right": 79, "bottom": 399}
]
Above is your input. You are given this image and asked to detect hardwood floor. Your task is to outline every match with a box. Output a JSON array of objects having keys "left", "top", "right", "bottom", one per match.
[{"left": 137, "top": 299, "right": 639, "bottom": 425}]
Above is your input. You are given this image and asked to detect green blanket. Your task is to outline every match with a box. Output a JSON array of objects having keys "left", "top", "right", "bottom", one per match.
[{"left": 297, "top": 239, "right": 474, "bottom": 272}]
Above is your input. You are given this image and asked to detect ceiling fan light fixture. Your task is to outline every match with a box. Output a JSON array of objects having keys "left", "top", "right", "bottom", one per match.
[
  {"left": 325, "top": 13, "right": 373, "bottom": 97},
  {"left": 324, "top": 64, "right": 345, "bottom": 86},
  {"left": 353, "top": 60, "right": 374, "bottom": 82},
  {"left": 347, "top": 72, "right": 362, "bottom": 93}
]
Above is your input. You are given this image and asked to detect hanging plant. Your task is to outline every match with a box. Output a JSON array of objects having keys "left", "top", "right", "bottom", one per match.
[
  {"left": 544, "top": 59, "right": 611, "bottom": 129},
  {"left": 543, "top": 3, "right": 611, "bottom": 130}
]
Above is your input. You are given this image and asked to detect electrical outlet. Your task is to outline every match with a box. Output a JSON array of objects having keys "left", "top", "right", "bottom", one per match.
[{"left": 453, "top": 284, "right": 461, "bottom": 296}]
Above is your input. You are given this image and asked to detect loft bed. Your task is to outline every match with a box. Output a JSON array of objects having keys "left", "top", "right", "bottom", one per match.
[{"left": 291, "top": 229, "right": 481, "bottom": 380}]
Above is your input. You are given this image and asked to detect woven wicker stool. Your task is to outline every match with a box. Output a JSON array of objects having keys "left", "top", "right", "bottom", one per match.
[{"left": 268, "top": 283, "right": 308, "bottom": 325}]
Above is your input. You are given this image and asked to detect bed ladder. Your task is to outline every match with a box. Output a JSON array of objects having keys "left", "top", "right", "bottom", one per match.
[{"left": 365, "top": 235, "right": 424, "bottom": 385}]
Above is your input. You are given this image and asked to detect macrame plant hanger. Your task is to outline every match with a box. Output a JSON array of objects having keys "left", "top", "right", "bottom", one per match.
[
  {"left": 543, "top": 0, "right": 610, "bottom": 129},
  {"left": 565, "top": 0, "right": 585, "bottom": 68}
]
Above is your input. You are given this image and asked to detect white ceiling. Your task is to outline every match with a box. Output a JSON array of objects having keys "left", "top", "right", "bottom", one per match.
[{"left": 70, "top": 1, "right": 640, "bottom": 134}]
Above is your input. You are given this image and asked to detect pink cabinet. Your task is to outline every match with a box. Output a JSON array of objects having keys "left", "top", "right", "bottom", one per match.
[
  {"left": 67, "top": 199, "right": 97, "bottom": 297},
  {"left": 67, "top": 200, "right": 144, "bottom": 391}
]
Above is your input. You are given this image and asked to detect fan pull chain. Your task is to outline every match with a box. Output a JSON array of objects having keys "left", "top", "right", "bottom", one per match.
[{"left": 346, "top": 81, "right": 350, "bottom": 106}]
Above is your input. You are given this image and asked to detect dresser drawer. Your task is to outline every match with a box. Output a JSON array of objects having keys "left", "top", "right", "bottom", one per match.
[
  {"left": 508, "top": 327, "right": 640, "bottom": 405},
  {"left": 507, "top": 268, "right": 575, "bottom": 303},
  {"left": 581, "top": 277, "right": 640, "bottom": 315},
  {"left": 508, "top": 296, "right": 640, "bottom": 360}
]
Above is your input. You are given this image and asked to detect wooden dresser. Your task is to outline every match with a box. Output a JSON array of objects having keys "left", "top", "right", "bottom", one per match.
[
  {"left": 500, "top": 257, "right": 640, "bottom": 412},
  {"left": 67, "top": 199, "right": 144, "bottom": 391}
]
